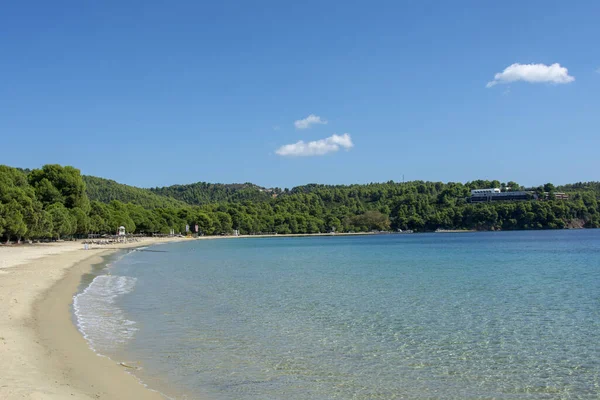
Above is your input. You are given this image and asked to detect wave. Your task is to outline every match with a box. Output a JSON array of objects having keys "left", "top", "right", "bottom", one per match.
[{"left": 73, "top": 274, "right": 138, "bottom": 353}]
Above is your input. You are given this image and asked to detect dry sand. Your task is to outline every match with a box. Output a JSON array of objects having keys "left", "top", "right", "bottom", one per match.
[{"left": 0, "top": 238, "right": 184, "bottom": 400}]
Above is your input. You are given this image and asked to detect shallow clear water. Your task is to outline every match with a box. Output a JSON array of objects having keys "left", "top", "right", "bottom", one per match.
[{"left": 76, "top": 231, "right": 600, "bottom": 399}]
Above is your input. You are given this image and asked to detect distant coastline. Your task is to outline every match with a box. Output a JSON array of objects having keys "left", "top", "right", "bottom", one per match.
[
  {"left": 1, "top": 164, "right": 599, "bottom": 248},
  {"left": 434, "top": 229, "right": 477, "bottom": 233}
]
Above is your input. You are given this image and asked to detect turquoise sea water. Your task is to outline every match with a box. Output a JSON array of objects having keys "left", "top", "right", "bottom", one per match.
[{"left": 75, "top": 231, "right": 600, "bottom": 399}]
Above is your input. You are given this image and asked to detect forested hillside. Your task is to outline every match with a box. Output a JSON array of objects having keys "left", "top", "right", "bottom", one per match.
[
  {"left": 84, "top": 176, "right": 188, "bottom": 209},
  {"left": 1, "top": 164, "right": 599, "bottom": 243},
  {"left": 149, "top": 182, "right": 278, "bottom": 205},
  {"left": 85, "top": 176, "right": 278, "bottom": 207},
  {"left": 558, "top": 182, "right": 600, "bottom": 193}
]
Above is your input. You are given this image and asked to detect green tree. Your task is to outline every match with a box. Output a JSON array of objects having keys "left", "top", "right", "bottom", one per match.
[
  {"left": 33, "top": 178, "right": 64, "bottom": 206},
  {"left": 47, "top": 203, "right": 75, "bottom": 239},
  {"left": 29, "top": 165, "right": 90, "bottom": 212},
  {"left": 195, "top": 212, "right": 214, "bottom": 235},
  {"left": 28, "top": 210, "right": 54, "bottom": 239},
  {"left": 214, "top": 211, "right": 233, "bottom": 234},
  {"left": 1, "top": 200, "right": 28, "bottom": 243},
  {"left": 506, "top": 181, "right": 521, "bottom": 191},
  {"left": 111, "top": 211, "right": 136, "bottom": 235},
  {"left": 275, "top": 223, "right": 291, "bottom": 234},
  {"left": 70, "top": 207, "right": 90, "bottom": 235},
  {"left": 325, "top": 215, "right": 342, "bottom": 232},
  {"left": 0, "top": 204, "right": 5, "bottom": 238},
  {"left": 350, "top": 211, "right": 390, "bottom": 231}
]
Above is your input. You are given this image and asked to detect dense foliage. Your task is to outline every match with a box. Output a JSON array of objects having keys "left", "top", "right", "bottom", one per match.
[
  {"left": 149, "top": 182, "right": 278, "bottom": 205},
  {"left": 1, "top": 164, "right": 599, "bottom": 243},
  {"left": 84, "top": 176, "right": 188, "bottom": 209}
]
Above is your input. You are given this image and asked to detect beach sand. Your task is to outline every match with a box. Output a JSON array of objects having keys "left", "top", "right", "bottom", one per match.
[
  {"left": 0, "top": 232, "right": 371, "bottom": 400},
  {"left": 0, "top": 239, "right": 183, "bottom": 400}
]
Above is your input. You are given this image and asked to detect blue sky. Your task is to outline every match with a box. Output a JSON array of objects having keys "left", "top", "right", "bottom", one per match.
[{"left": 1, "top": 0, "right": 599, "bottom": 189}]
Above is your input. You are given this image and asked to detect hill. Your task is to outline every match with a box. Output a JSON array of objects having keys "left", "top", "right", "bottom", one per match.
[
  {"left": 83, "top": 176, "right": 188, "bottom": 209},
  {"left": 149, "top": 182, "right": 279, "bottom": 205},
  {"left": 2, "top": 163, "right": 600, "bottom": 243},
  {"left": 558, "top": 181, "right": 600, "bottom": 194}
]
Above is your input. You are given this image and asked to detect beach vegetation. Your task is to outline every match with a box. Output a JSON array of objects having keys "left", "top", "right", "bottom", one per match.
[
  {"left": 47, "top": 203, "right": 76, "bottom": 240},
  {"left": 2, "top": 200, "right": 28, "bottom": 243},
  {"left": 1, "top": 164, "right": 600, "bottom": 242}
]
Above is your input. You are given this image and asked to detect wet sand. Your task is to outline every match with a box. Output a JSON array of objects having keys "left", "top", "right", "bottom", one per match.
[{"left": 0, "top": 239, "right": 183, "bottom": 400}]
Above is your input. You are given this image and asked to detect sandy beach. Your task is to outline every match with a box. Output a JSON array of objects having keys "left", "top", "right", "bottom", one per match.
[
  {"left": 0, "top": 238, "right": 183, "bottom": 400},
  {"left": 0, "top": 233, "right": 371, "bottom": 400}
]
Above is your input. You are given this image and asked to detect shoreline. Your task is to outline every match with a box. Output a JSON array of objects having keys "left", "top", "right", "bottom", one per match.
[
  {"left": 34, "top": 250, "right": 170, "bottom": 400},
  {"left": 0, "top": 238, "right": 184, "bottom": 400},
  {"left": 1, "top": 230, "right": 593, "bottom": 399},
  {"left": 0, "top": 233, "right": 374, "bottom": 400},
  {"left": 196, "top": 231, "right": 374, "bottom": 239},
  {"left": 1, "top": 233, "right": 372, "bottom": 399},
  {"left": 0, "top": 230, "right": 509, "bottom": 400}
]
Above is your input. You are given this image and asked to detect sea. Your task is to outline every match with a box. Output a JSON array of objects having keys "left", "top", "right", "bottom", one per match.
[{"left": 73, "top": 230, "right": 600, "bottom": 399}]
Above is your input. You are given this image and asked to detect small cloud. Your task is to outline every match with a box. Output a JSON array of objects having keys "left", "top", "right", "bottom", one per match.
[
  {"left": 503, "top": 87, "right": 511, "bottom": 96},
  {"left": 596, "top": 67, "right": 600, "bottom": 74},
  {"left": 294, "top": 114, "right": 327, "bottom": 129},
  {"left": 486, "top": 63, "right": 575, "bottom": 88},
  {"left": 273, "top": 125, "right": 280, "bottom": 131},
  {"left": 276, "top": 133, "right": 353, "bottom": 157}
]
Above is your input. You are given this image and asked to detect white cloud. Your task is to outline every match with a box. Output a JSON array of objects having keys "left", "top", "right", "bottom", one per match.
[
  {"left": 276, "top": 133, "right": 353, "bottom": 157},
  {"left": 294, "top": 114, "right": 327, "bottom": 129},
  {"left": 596, "top": 67, "right": 600, "bottom": 74},
  {"left": 486, "top": 63, "right": 575, "bottom": 88}
]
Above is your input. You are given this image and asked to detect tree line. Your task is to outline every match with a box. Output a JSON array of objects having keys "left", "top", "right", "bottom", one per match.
[{"left": 1, "top": 164, "right": 599, "bottom": 243}]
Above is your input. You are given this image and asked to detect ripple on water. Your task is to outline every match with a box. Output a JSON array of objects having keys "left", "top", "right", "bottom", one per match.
[{"left": 86, "top": 232, "right": 600, "bottom": 399}]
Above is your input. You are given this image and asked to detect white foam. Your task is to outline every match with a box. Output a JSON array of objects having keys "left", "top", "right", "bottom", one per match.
[
  {"left": 73, "top": 273, "right": 178, "bottom": 400},
  {"left": 73, "top": 274, "right": 138, "bottom": 353}
]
